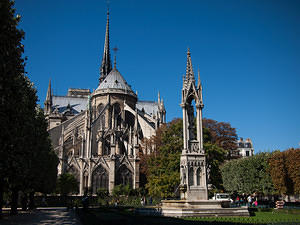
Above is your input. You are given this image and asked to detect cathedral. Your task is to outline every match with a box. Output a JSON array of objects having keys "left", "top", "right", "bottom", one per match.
[{"left": 44, "top": 11, "right": 166, "bottom": 195}]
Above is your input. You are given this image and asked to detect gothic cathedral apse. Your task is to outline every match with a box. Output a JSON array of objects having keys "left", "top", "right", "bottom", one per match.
[{"left": 44, "top": 11, "right": 166, "bottom": 195}]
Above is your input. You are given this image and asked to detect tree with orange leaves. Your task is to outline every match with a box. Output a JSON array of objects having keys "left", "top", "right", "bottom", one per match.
[
  {"left": 202, "top": 118, "right": 238, "bottom": 158},
  {"left": 269, "top": 148, "right": 300, "bottom": 195}
]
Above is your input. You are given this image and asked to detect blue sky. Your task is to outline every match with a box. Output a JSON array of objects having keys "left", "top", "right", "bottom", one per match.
[{"left": 14, "top": 0, "right": 300, "bottom": 152}]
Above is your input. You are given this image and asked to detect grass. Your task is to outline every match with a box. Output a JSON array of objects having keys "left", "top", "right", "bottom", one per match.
[
  {"left": 185, "top": 209, "right": 300, "bottom": 224},
  {"left": 77, "top": 207, "right": 300, "bottom": 225}
]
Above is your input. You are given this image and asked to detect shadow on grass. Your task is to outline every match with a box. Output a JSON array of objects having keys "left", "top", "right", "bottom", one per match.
[{"left": 76, "top": 207, "right": 268, "bottom": 225}]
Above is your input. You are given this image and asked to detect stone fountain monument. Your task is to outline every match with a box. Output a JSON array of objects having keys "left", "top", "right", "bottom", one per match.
[
  {"left": 158, "top": 49, "right": 249, "bottom": 217},
  {"left": 179, "top": 48, "right": 207, "bottom": 201},
  {"left": 136, "top": 49, "right": 249, "bottom": 217}
]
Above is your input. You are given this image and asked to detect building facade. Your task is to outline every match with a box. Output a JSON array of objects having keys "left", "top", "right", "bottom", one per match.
[
  {"left": 236, "top": 138, "right": 254, "bottom": 157},
  {"left": 44, "top": 11, "right": 166, "bottom": 195}
]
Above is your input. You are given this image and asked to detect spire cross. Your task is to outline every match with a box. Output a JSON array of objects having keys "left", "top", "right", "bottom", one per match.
[{"left": 113, "top": 46, "right": 119, "bottom": 68}]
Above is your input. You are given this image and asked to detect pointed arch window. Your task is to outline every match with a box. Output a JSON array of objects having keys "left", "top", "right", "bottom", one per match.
[
  {"left": 92, "top": 165, "right": 109, "bottom": 193},
  {"left": 103, "top": 135, "right": 111, "bottom": 155},
  {"left": 112, "top": 103, "right": 122, "bottom": 128},
  {"left": 188, "top": 167, "right": 194, "bottom": 186},
  {"left": 196, "top": 168, "right": 201, "bottom": 186},
  {"left": 83, "top": 171, "right": 88, "bottom": 190},
  {"left": 116, "top": 165, "right": 133, "bottom": 187}
]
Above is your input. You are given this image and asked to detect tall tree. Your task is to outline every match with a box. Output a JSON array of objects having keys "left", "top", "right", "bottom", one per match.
[
  {"left": 142, "top": 118, "right": 228, "bottom": 198},
  {"left": 144, "top": 119, "right": 182, "bottom": 198},
  {"left": 56, "top": 173, "right": 79, "bottom": 197},
  {"left": 268, "top": 150, "right": 288, "bottom": 195},
  {"left": 0, "top": 0, "right": 58, "bottom": 215},
  {"left": 0, "top": 0, "right": 28, "bottom": 215},
  {"left": 25, "top": 107, "right": 59, "bottom": 208},
  {"left": 204, "top": 142, "right": 226, "bottom": 192},
  {"left": 221, "top": 153, "right": 274, "bottom": 195},
  {"left": 269, "top": 148, "right": 300, "bottom": 195},
  {"left": 8, "top": 76, "right": 38, "bottom": 214},
  {"left": 285, "top": 149, "right": 300, "bottom": 194},
  {"left": 203, "top": 118, "right": 238, "bottom": 158}
]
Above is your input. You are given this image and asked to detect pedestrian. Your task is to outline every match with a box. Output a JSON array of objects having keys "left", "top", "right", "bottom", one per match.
[
  {"left": 141, "top": 197, "right": 145, "bottom": 206},
  {"left": 247, "top": 195, "right": 252, "bottom": 207},
  {"left": 236, "top": 196, "right": 240, "bottom": 206}
]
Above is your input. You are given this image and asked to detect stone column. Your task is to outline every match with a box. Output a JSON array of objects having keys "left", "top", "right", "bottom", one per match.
[
  {"left": 196, "top": 104, "right": 203, "bottom": 149},
  {"left": 133, "top": 158, "right": 140, "bottom": 189},
  {"left": 110, "top": 134, "right": 116, "bottom": 155},
  {"left": 86, "top": 131, "right": 91, "bottom": 158},
  {"left": 115, "top": 139, "right": 120, "bottom": 155},
  {"left": 97, "top": 138, "right": 103, "bottom": 155},
  {"left": 202, "top": 167, "right": 206, "bottom": 188},
  {"left": 181, "top": 104, "right": 187, "bottom": 151},
  {"left": 108, "top": 159, "right": 115, "bottom": 194},
  {"left": 79, "top": 168, "right": 84, "bottom": 195},
  {"left": 85, "top": 111, "right": 92, "bottom": 159},
  {"left": 87, "top": 161, "right": 92, "bottom": 193},
  {"left": 196, "top": 104, "right": 204, "bottom": 149},
  {"left": 80, "top": 137, "right": 85, "bottom": 158}
]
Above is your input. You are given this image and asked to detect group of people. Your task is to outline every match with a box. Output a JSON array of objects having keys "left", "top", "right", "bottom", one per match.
[{"left": 234, "top": 194, "right": 258, "bottom": 207}]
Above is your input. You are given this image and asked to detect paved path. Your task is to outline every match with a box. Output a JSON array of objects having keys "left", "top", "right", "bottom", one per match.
[{"left": 1, "top": 208, "right": 82, "bottom": 225}]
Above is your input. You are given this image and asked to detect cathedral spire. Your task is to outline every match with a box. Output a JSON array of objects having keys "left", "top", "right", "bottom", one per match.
[
  {"left": 46, "top": 79, "right": 52, "bottom": 102},
  {"left": 44, "top": 79, "right": 52, "bottom": 115},
  {"left": 99, "top": 9, "right": 112, "bottom": 84},
  {"left": 186, "top": 48, "right": 194, "bottom": 80}
]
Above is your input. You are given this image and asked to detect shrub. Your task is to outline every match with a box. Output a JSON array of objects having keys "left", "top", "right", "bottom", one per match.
[{"left": 112, "top": 184, "right": 133, "bottom": 197}]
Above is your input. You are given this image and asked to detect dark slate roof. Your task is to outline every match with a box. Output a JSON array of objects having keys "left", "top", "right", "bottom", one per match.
[
  {"left": 96, "top": 68, "right": 134, "bottom": 93},
  {"left": 136, "top": 101, "right": 159, "bottom": 117},
  {"left": 52, "top": 96, "right": 88, "bottom": 115}
]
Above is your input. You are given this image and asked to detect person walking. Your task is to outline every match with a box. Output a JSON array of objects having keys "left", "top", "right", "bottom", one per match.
[{"left": 247, "top": 195, "right": 252, "bottom": 207}]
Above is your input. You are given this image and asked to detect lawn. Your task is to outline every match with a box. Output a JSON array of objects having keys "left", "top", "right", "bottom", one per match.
[
  {"left": 185, "top": 209, "right": 300, "bottom": 224},
  {"left": 76, "top": 207, "right": 300, "bottom": 225}
]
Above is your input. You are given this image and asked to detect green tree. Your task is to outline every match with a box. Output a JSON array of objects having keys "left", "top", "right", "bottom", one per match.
[
  {"left": 25, "top": 107, "right": 59, "bottom": 208},
  {"left": 221, "top": 153, "right": 274, "bottom": 195},
  {"left": 56, "top": 173, "right": 79, "bottom": 197},
  {"left": 112, "top": 184, "right": 133, "bottom": 197},
  {"left": 0, "top": 1, "right": 59, "bottom": 215},
  {"left": 29, "top": 107, "right": 58, "bottom": 194},
  {"left": 97, "top": 188, "right": 109, "bottom": 198},
  {"left": 204, "top": 142, "right": 226, "bottom": 192},
  {"left": 145, "top": 118, "right": 182, "bottom": 198},
  {"left": 0, "top": 0, "right": 39, "bottom": 215},
  {"left": 143, "top": 118, "right": 229, "bottom": 198}
]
